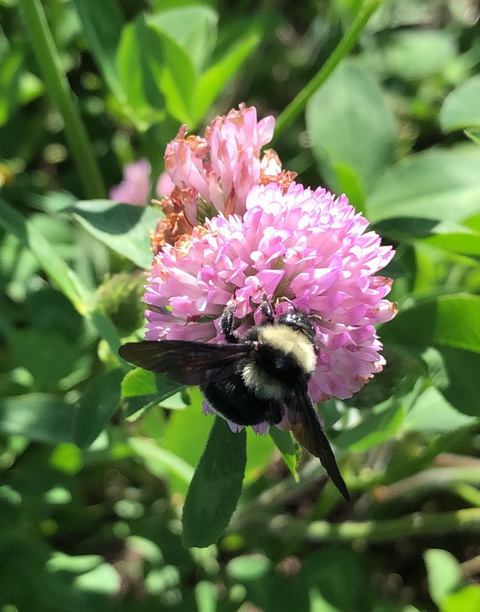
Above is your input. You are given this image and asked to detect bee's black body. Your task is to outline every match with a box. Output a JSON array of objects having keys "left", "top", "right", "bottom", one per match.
[{"left": 119, "top": 298, "right": 350, "bottom": 501}]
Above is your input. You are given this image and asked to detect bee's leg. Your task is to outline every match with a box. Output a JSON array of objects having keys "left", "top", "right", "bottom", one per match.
[
  {"left": 260, "top": 290, "right": 275, "bottom": 323},
  {"left": 220, "top": 300, "right": 238, "bottom": 343}
]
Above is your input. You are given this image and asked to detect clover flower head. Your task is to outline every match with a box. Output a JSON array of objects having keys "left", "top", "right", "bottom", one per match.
[
  {"left": 152, "top": 104, "right": 297, "bottom": 253},
  {"left": 144, "top": 182, "right": 397, "bottom": 432}
]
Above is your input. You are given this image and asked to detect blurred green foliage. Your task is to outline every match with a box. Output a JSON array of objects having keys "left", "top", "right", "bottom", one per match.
[{"left": 1, "top": 0, "right": 480, "bottom": 610}]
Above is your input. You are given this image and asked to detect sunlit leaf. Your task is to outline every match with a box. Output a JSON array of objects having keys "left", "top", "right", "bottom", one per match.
[
  {"left": 129, "top": 437, "right": 194, "bottom": 486},
  {"left": 384, "top": 30, "right": 456, "bottom": 81},
  {"left": 424, "top": 548, "right": 462, "bottom": 606},
  {"left": 147, "top": 17, "right": 196, "bottom": 125},
  {"left": 334, "top": 401, "right": 406, "bottom": 451},
  {"left": 226, "top": 554, "right": 271, "bottom": 580},
  {"left": 367, "top": 149, "right": 480, "bottom": 223},
  {"left": 149, "top": 5, "right": 218, "bottom": 74},
  {"left": 121, "top": 368, "right": 157, "bottom": 397},
  {"left": 195, "top": 580, "right": 218, "bottom": 612},
  {"left": 71, "top": 200, "right": 160, "bottom": 269},
  {"left": 306, "top": 60, "right": 396, "bottom": 196},
  {"left": 380, "top": 294, "right": 480, "bottom": 355},
  {"left": 116, "top": 15, "right": 166, "bottom": 128},
  {"left": 440, "top": 75, "right": 480, "bottom": 133},
  {"left": 403, "top": 387, "right": 475, "bottom": 434},
  {"left": 245, "top": 428, "right": 275, "bottom": 483},
  {"left": 269, "top": 426, "right": 299, "bottom": 480},
  {"left": 193, "top": 32, "right": 260, "bottom": 126},
  {"left": 442, "top": 586, "right": 480, "bottom": 612}
]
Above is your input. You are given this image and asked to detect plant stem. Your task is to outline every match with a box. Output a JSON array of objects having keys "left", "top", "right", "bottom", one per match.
[
  {"left": 452, "top": 483, "right": 480, "bottom": 508},
  {"left": 273, "top": 0, "right": 384, "bottom": 139},
  {"left": 305, "top": 508, "right": 480, "bottom": 543},
  {"left": 19, "top": 0, "right": 106, "bottom": 199},
  {"left": 372, "top": 467, "right": 480, "bottom": 504}
]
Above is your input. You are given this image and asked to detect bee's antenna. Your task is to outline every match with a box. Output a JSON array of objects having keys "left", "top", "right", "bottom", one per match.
[{"left": 278, "top": 296, "right": 296, "bottom": 309}]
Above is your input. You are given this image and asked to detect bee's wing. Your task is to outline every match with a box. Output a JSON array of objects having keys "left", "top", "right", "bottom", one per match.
[
  {"left": 292, "top": 389, "right": 350, "bottom": 501},
  {"left": 119, "top": 340, "right": 251, "bottom": 386}
]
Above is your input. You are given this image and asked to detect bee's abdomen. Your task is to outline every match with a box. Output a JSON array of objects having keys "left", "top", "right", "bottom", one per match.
[{"left": 201, "top": 372, "right": 282, "bottom": 425}]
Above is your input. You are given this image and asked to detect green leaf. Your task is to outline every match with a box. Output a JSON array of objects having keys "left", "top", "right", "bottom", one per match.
[
  {"left": 403, "top": 387, "right": 475, "bottom": 434},
  {"left": 381, "top": 294, "right": 480, "bottom": 354},
  {"left": 269, "top": 426, "right": 299, "bottom": 480},
  {"left": 145, "top": 565, "right": 180, "bottom": 595},
  {"left": 465, "top": 128, "right": 480, "bottom": 146},
  {"left": 306, "top": 60, "right": 396, "bottom": 196},
  {"left": 441, "top": 586, "right": 480, "bottom": 612},
  {"left": 0, "top": 49, "right": 23, "bottom": 127},
  {"left": 384, "top": 30, "right": 456, "bottom": 81},
  {"left": 11, "top": 328, "right": 80, "bottom": 391},
  {"left": 155, "top": 374, "right": 185, "bottom": 401},
  {"left": 0, "top": 198, "right": 88, "bottom": 312},
  {"left": 49, "top": 552, "right": 121, "bottom": 595},
  {"left": 147, "top": 20, "right": 196, "bottom": 125},
  {"left": 182, "top": 417, "right": 246, "bottom": 548},
  {"left": 193, "top": 32, "right": 260, "bottom": 126},
  {"left": 74, "top": 563, "right": 121, "bottom": 595},
  {"left": 49, "top": 443, "right": 83, "bottom": 475},
  {"left": 440, "top": 347, "right": 480, "bottom": 417},
  {"left": 164, "top": 389, "right": 215, "bottom": 495},
  {"left": 74, "top": 369, "right": 124, "bottom": 448},
  {"left": 302, "top": 547, "right": 369, "bottom": 612},
  {"left": 71, "top": 0, "right": 125, "bottom": 103},
  {"left": 120, "top": 368, "right": 184, "bottom": 418},
  {"left": 116, "top": 15, "right": 166, "bottom": 129},
  {"left": 331, "top": 161, "right": 366, "bottom": 214},
  {"left": 121, "top": 368, "right": 157, "bottom": 397},
  {"left": 374, "top": 217, "right": 480, "bottom": 257},
  {"left": 421, "top": 222, "right": 480, "bottom": 256},
  {"left": 245, "top": 428, "right": 275, "bottom": 484},
  {"left": 226, "top": 554, "right": 271, "bottom": 581},
  {"left": 88, "top": 309, "right": 123, "bottom": 358},
  {"left": 71, "top": 200, "right": 160, "bottom": 269},
  {"left": 48, "top": 552, "right": 104, "bottom": 574},
  {"left": 334, "top": 401, "right": 406, "bottom": 452},
  {"left": 0, "top": 394, "right": 74, "bottom": 444},
  {"left": 129, "top": 436, "right": 194, "bottom": 486},
  {"left": 149, "top": 5, "right": 218, "bottom": 74},
  {"left": 367, "top": 149, "right": 480, "bottom": 223},
  {"left": 440, "top": 76, "right": 480, "bottom": 133},
  {"left": 195, "top": 580, "right": 218, "bottom": 612},
  {"left": 424, "top": 549, "right": 462, "bottom": 606}
]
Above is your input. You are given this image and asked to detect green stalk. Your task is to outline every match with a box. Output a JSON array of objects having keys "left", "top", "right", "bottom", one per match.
[
  {"left": 261, "top": 508, "right": 480, "bottom": 544},
  {"left": 305, "top": 508, "right": 480, "bottom": 543},
  {"left": 19, "top": 0, "right": 106, "bottom": 199},
  {"left": 369, "top": 467, "right": 480, "bottom": 504},
  {"left": 453, "top": 483, "right": 480, "bottom": 508},
  {"left": 273, "top": 0, "right": 384, "bottom": 138}
]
